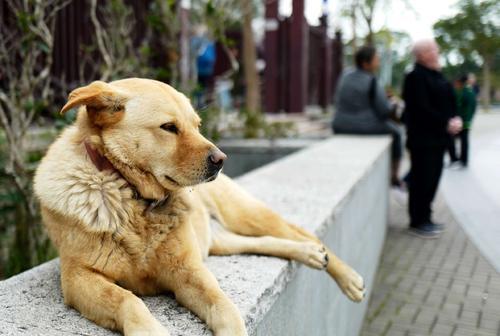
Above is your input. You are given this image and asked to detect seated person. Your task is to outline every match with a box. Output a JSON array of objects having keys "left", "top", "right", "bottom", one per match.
[{"left": 333, "top": 45, "right": 403, "bottom": 186}]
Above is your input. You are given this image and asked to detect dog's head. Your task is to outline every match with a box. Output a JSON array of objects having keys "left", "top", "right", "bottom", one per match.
[{"left": 61, "top": 78, "right": 226, "bottom": 196}]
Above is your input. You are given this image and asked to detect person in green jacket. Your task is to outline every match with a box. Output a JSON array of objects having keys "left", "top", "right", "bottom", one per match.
[{"left": 448, "top": 74, "right": 477, "bottom": 167}]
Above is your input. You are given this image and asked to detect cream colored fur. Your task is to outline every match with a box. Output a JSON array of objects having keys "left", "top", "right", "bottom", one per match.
[{"left": 34, "top": 78, "right": 365, "bottom": 336}]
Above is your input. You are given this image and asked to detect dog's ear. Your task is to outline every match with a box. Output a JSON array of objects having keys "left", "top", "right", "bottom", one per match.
[{"left": 61, "top": 81, "right": 127, "bottom": 127}]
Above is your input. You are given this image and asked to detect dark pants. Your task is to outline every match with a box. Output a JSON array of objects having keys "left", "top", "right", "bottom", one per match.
[
  {"left": 409, "top": 146, "right": 445, "bottom": 227},
  {"left": 448, "top": 129, "right": 469, "bottom": 165}
]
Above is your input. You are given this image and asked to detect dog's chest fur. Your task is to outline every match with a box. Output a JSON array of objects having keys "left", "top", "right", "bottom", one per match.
[{"left": 34, "top": 127, "right": 215, "bottom": 294}]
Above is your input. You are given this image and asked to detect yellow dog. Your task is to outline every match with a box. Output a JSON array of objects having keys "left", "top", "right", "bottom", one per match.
[{"left": 34, "top": 78, "right": 365, "bottom": 336}]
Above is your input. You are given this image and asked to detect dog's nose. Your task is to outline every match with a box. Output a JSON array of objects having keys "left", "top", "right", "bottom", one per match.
[{"left": 208, "top": 148, "right": 227, "bottom": 169}]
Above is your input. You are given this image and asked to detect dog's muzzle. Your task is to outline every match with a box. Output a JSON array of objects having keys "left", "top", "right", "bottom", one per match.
[{"left": 205, "top": 148, "right": 227, "bottom": 180}]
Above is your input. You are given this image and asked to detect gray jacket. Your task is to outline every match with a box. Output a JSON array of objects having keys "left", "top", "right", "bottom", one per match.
[{"left": 333, "top": 68, "right": 392, "bottom": 132}]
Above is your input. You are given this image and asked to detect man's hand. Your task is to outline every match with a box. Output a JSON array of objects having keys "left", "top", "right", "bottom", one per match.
[{"left": 447, "top": 117, "right": 463, "bottom": 135}]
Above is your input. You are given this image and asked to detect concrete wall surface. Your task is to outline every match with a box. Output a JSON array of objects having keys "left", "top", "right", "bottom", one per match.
[{"left": 0, "top": 136, "right": 390, "bottom": 336}]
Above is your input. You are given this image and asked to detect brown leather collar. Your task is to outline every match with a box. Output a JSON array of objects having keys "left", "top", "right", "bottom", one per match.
[
  {"left": 84, "top": 140, "right": 169, "bottom": 212},
  {"left": 84, "top": 141, "right": 116, "bottom": 172}
]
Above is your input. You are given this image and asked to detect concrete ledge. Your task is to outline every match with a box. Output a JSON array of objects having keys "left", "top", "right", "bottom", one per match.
[{"left": 0, "top": 136, "right": 390, "bottom": 336}]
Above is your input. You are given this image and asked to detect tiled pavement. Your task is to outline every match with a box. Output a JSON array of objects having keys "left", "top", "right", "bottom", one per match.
[
  {"left": 441, "top": 112, "right": 500, "bottom": 273},
  {"left": 360, "top": 193, "right": 500, "bottom": 336}
]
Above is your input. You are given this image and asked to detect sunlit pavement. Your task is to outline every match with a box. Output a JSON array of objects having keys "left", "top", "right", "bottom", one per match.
[
  {"left": 360, "top": 109, "right": 500, "bottom": 336},
  {"left": 442, "top": 109, "right": 500, "bottom": 273}
]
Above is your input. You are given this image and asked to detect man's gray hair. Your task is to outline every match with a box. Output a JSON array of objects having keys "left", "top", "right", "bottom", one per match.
[{"left": 412, "top": 39, "right": 437, "bottom": 59}]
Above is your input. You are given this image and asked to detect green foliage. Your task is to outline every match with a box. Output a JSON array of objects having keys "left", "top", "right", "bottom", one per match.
[
  {"left": 198, "top": 105, "right": 222, "bottom": 142},
  {"left": 391, "top": 55, "right": 412, "bottom": 92},
  {"left": 191, "top": 0, "right": 263, "bottom": 44},
  {"left": 241, "top": 109, "right": 262, "bottom": 138},
  {"left": 434, "top": 0, "right": 500, "bottom": 65},
  {"left": 2, "top": 202, "right": 57, "bottom": 279},
  {"left": 441, "top": 59, "right": 481, "bottom": 82},
  {"left": 0, "top": 176, "right": 57, "bottom": 280},
  {"left": 0, "top": 129, "right": 58, "bottom": 279},
  {"left": 434, "top": 0, "right": 500, "bottom": 106},
  {"left": 372, "top": 28, "right": 412, "bottom": 92},
  {"left": 264, "top": 121, "right": 297, "bottom": 140},
  {"left": 75, "top": 0, "right": 180, "bottom": 85},
  {"left": 53, "top": 108, "right": 77, "bottom": 129},
  {"left": 144, "top": 0, "right": 181, "bottom": 84},
  {"left": 239, "top": 109, "right": 297, "bottom": 139}
]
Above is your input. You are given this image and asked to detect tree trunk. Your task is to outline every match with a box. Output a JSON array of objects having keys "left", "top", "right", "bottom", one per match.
[
  {"left": 241, "top": 0, "right": 261, "bottom": 113},
  {"left": 366, "top": 19, "right": 373, "bottom": 45},
  {"left": 481, "top": 55, "right": 492, "bottom": 110},
  {"left": 178, "top": 3, "right": 190, "bottom": 93},
  {"left": 350, "top": 7, "right": 358, "bottom": 52}
]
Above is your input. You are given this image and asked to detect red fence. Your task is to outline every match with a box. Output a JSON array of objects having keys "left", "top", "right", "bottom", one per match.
[
  {"left": 0, "top": 0, "right": 152, "bottom": 90},
  {"left": 2, "top": 0, "right": 343, "bottom": 114},
  {"left": 263, "top": 1, "right": 343, "bottom": 113}
]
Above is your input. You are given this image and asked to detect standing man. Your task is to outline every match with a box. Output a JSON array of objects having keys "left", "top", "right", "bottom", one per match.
[{"left": 402, "top": 39, "right": 462, "bottom": 238}]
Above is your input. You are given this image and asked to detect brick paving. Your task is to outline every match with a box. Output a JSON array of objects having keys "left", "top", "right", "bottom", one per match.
[{"left": 360, "top": 193, "right": 500, "bottom": 336}]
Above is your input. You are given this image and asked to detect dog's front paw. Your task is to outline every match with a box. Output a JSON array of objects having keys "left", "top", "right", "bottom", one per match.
[
  {"left": 216, "top": 328, "right": 248, "bottom": 336},
  {"left": 334, "top": 263, "right": 366, "bottom": 302},
  {"left": 295, "top": 242, "right": 329, "bottom": 270},
  {"left": 215, "top": 319, "right": 248, "bottom": 336},
  {"left": 126, "top": 319, "right": 170, "bottom": 336}
]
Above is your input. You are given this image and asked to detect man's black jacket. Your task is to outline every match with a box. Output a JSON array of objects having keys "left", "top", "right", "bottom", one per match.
[{"left": 402, "top": 63, "right": 456, "bottom": 148}]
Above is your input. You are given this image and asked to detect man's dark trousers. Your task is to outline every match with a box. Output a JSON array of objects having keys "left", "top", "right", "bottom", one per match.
[
  {"left": 448, "top": 129, "right": 469, "bottom": 165},
  {"left": 409, "top": 145, "right": 446, "bottom": 226}
]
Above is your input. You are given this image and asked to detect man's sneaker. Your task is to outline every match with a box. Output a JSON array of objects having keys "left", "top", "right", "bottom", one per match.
[
  {"left": 448, "top": 161, "right": 463, "bottom": 170},
  {"left": 408, "top": 224, "right": 441, "bottom": 239},
  {"left": 391, "top": 178, "right": 403, "bottom": 188},
  {"left": 427, "top": 221, "right": 445, "bottom": 233}
]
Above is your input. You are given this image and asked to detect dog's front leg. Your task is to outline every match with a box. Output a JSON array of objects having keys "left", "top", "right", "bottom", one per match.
[
  {"left": 164, "top": 259, "right": 247, "bottom": 336},
  {"left": 61, "top": 263, "right": 169, "bottom": 336}
]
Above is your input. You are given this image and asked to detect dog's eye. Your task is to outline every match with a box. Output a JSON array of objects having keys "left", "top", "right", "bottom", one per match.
[{"left": 160, "top": 123, "right": 179, "bottom": 134}]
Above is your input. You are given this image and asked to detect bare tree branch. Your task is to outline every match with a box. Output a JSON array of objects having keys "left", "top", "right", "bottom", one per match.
[
  {"left": 0, "top": 0, "right": 70, "bottom": 218},
  {"left": 90, "top": 0, "right": 113, "bottom": 81}
]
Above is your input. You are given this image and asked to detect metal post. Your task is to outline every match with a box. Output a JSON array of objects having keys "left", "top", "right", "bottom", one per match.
[
  {"left": 318, "top": 15, "right": 332, "bottom": 110},
  {"left": 331, "top": 30, "right": 343, "bottom": 102},
  {"left": 287, "top": 0, "right": 308, "bottom": 113},
  {"left": 264, "top": 0, "right": 279, "bottom": 113}
]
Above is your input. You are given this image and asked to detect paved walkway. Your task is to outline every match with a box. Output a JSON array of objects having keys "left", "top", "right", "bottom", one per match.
[
  {"left": 441, "top": 111, "right": 500, "bottom": 272},
  {"left": 361, "top": 194, "right": 500, "bottom": 336},
  {"left": 361, "top": 111, "right": 500, "bottom": 336}
]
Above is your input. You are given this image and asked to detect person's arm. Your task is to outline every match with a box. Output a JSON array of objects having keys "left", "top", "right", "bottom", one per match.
[
  {"left": 404, "top": 71, "right": 450, "bottom": 131},
  {"left": 450, "top": 84, "right": 458, "bottom": 119},
  {"left": 447, "top": 85, "right": 463, "bottom": 135},
  {"left": 401, "top": 73, "right": 410, "bottom": 126},
  {"left": 372, "top": 81, "right": 393, "bottom": 120}
]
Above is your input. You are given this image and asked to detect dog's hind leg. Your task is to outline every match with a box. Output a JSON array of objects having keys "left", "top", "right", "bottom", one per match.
[
  {"left": 61, "top": 262, "right": 168, "bottom": 336},
  {"left": 200, "top": 174, "right": 366, "bottom": 302}
]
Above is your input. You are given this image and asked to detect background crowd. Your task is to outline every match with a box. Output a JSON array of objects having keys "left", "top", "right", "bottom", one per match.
[{"left": 333, "top": 39, "right": 479, "bottom": 239}]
